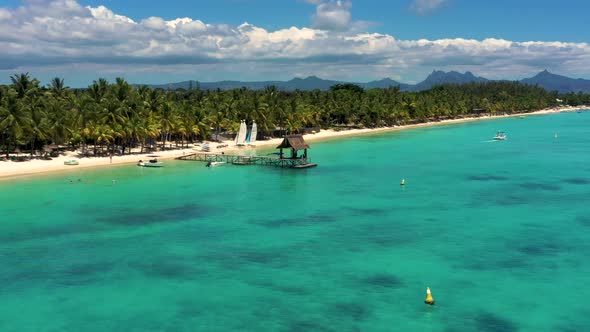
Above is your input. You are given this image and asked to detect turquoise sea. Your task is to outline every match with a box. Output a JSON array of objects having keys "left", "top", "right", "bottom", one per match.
[{"left": 1, "top": 111, "right": 589, "bottom": 331}]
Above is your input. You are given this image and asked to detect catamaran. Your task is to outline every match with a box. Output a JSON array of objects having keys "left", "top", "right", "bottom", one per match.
[
  {"left": 235, "top": 120, "right": 248, "bottom": 146},
  {"left": 247, "top": 121, "right": 257, "bottom": 146}
]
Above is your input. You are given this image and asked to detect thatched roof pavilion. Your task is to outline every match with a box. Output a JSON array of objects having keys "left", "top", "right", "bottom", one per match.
[
  {"left": 276, "top": 135, "right": 310, "bottom": 159},
  {"left": 276, "top": 135, "right": 310, "bottom": 150}
]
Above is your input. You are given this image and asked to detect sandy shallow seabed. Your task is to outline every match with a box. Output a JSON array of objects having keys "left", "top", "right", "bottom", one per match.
[{"left": 0, "top": 105, "right": 586, "bottom": 180}]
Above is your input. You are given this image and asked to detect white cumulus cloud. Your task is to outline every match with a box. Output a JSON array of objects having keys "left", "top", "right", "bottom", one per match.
[
  {"left": 141, "top": 16, "right": 167, "bottom": 31},
  {"left": 0, "top": 0, "right": 589, "bottom": 85},
  {"left": 0, "top": 8, "right": 12, "bottom": 20},
  {"left": 312, "top": 0, "right": 352, "bottom": 31}
]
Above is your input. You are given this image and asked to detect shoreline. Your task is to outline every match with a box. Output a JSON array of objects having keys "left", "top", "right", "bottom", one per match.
[{"left": 0, "top": 105, "right": 587, "bottom": 181}]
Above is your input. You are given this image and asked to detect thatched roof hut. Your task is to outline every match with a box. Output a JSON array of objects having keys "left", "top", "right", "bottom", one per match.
[
  {"left": 276, "top": 135, "right": 310, "bottom": 159},
  {"left": 276, "top": 135, "right": 310, "bottom": 150}
]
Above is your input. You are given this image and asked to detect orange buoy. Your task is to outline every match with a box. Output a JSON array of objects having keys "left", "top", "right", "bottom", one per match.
[{"left": 425, "top": 287, "right": 435, "bottom": 305}]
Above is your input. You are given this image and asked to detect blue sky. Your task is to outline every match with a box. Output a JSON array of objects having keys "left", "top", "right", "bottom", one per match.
[
  {"left": 0, "top": 0, "right": 589, "bottom": 86},
  {"left": 74, "top": 0, "right": 590, "bottom": 42}
]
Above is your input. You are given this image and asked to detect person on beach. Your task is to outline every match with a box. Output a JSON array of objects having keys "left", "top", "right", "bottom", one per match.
[{"left": 109, "top": 154, "right": 113, "bottom": 163}]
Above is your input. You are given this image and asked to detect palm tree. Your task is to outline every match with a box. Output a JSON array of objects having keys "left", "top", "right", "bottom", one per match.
[
  {"left": 251, "top": 98, "right": 272, "bottom": 134},
  {"left": 112, "top": 77, "right": 133, "bottom": 104},
  {"left": 27, "top": 96, "right": 48, "bottom": 156},
  {"left": 99, "top": 98, "right": 128, "bottom": 154},
  {"left": 49, "top": 77, "right": 68, "bottom": 98},
  {"left": 45, "top": 98, "right": 71, "bottom": 146},
  {"left": 208, "top": 110, "right": 224, "bottom": 142},
  {"left": 125, "top": 114, "right": 145, "bottom": 154},
  {"left": 191, "top": 104, "right": 210, "bottom": 141},
  {"left": 87, "top": 78, "right": 108, "bottom": 103},
  {"left": 94, "top": 124, "right": 115, "bottom": 153},
  {"left": 10, "top": 73, "right": 40, "bottom": 99},
  {"left": 158, "top": 102, "right": 177, "bottom": 149},
  {"left": 0, "top": 89, "right": 30, "bottom": 157}
]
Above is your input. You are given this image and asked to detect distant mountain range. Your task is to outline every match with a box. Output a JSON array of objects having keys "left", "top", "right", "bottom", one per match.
[
  {"left": 520, "top": 70, "right": 590, "bottom": 94},
  {"left": 147, "top": 70, "right": 590, "bottom": 93}
]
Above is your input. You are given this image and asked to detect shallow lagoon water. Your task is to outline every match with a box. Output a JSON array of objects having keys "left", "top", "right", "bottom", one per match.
[{"left": 1, "top": 111, "right": 589, "bottom": 331}]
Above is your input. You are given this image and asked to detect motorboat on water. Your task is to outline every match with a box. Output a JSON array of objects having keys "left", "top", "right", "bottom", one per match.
[
  {"left": 206, "top": 161, "right": 225, "bottom": 167},
  {"left": 493, "top": 131, "right": 506, "bottom": 140},
  {"left": 144, "top": 162, "right": 164, "bottom": 167},
  {"left": 139, "top": 159, "right": 164, "bottom": 167}
]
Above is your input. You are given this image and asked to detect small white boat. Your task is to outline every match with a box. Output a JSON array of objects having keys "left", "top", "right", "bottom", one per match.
[
  {"left": 206, "top": 161, "right": 225, "bottom": 167},
  {"left": 493, "top": 131, "right": 506, "bottom": 140},
  {"left": 143, "top": 162, "right": 164, "bottom": 167},
  {"left": 141, "top": 159, "right": 164, "bottom": 167},
  {"left": 201, "top": 143, "right": 210, "bottom": 152}
]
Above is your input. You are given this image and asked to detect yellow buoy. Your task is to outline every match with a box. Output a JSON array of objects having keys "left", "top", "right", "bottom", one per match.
[
  {"left": 425, "top": 287, "right": 435, "bottom": 305},
  {"left": 400, "top": 179, "right": 405, "bottom": 186}
]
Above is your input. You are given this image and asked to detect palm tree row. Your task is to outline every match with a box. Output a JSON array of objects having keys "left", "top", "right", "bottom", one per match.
[{"left": 2, "top": 73, "right": 587, "bottom": 157}]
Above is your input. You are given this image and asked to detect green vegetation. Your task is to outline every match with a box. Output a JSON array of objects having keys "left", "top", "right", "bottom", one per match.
[{"left": 1, "top": 73, "right": 589, "bottom": 157}]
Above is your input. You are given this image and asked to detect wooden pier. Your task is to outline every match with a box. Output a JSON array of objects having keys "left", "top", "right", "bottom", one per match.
[
  {"left": 176, "top": 153, "right": 317, "bottom": 169},
  {"left": 176, "top": 135, "right": 318, "bottom": 169}
]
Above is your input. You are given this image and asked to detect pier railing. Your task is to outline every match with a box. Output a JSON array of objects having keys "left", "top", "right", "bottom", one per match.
[{"left": 176, "top": 153, "right": 315, "bottom": 168}]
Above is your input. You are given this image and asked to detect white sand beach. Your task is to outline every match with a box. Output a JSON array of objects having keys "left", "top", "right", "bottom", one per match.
[{"left": 0, "top": 105, "right": 586, "bottom": 180}]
